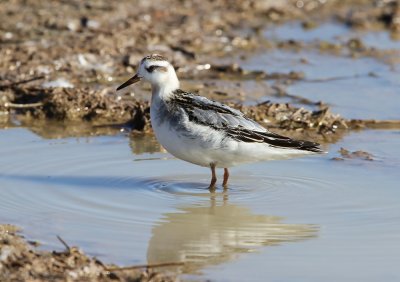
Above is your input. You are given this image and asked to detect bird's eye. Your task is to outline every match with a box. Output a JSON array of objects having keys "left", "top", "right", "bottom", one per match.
[
  {"left": 146, "top": 65, "right": 158, "bottom": 73},
  {"left": 145, "top": 65, "right": 168, "bottom": 73}
]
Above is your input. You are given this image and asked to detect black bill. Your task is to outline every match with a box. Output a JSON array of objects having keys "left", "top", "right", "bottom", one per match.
[{"left": 116, "top": 74, "right": 141, "bottom": 91}]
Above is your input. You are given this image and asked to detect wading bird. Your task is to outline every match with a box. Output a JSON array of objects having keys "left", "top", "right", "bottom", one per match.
[{"left": 117, "top": 55, "right": 322, "bottom": 189}]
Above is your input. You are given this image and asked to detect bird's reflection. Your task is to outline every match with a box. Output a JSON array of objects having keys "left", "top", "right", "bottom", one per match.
[
  {"left": 19, "top": 119, "right": 163, "bottom": 155},
  {"left": 147, "top": 192, "right": 318, "bottom": 274},
  {"left": 9, "top": 118, "right": 163, "bottom": 155},
  {"left": 128, "top": 133, "right": 162, "bottom": 155}
]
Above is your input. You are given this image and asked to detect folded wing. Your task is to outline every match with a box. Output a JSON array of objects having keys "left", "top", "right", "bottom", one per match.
[{"left": 171, "top": 90, "right": 322, "bottom": 153}]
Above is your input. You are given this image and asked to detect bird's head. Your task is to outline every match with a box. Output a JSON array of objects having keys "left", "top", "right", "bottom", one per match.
[{"left": 117, "top": 54, "right": 179, "bottom": 92}]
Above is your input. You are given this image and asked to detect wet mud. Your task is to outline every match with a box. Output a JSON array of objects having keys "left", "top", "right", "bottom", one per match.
[
  {"left": 1, "top": 0, "right": 399, "bottom": 135},
  {"left": 0, "top": 224, "right": 177, "bottom": 282}
]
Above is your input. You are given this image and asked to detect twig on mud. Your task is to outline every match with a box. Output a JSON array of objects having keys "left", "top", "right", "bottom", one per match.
[
  {"left": 349, "top": 119, "right": 400, "bottom": 129},
  {"left": 0, "top": 75, "right": 45, "bottom": 89},
  {"left": 304, "top": 73, "right": 377, "bottom": 83},
  {"left": 4, "top": 102, "right": 43, "bottom": 108},
  {"left": 56, "top": 235, "right": 71, "bottom": 252},
  {"left": 106, "top": 261, "right": 185, "bottom": 271},
  {"left": 271, "top": 85, "right": 317, "bottom": 105},
  {"left": 305, "top": 75, "right": 356, "bottom": 82}
]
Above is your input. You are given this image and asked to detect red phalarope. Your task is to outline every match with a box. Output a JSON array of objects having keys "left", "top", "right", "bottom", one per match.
[{"left": 117, "top": 54, "right": 322, "bottom": 189}]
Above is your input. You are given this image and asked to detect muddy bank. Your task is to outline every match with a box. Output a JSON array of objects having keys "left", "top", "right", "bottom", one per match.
[
  {"left": 0, "top": 224, "right": 178, "bottom": 282},
  {"left": 1, "top": 0, "right": 399, "bottom": 139},
  {"left": 3, "top": 82, "right": 400, "bottom": 146},
  {"left": 1, "top": 0, "right": 398, "bottom": 85},
  {"left": 0, "top": 85, "right": 346, "bottom": 142}
]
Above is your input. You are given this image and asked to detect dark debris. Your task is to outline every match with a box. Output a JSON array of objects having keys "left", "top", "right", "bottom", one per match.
[
  {"left": 332, "top": 147, "right": 374, "bottom": 161},
  {"left": 0, "top": 224, "right": 177, "bottom": 282}
]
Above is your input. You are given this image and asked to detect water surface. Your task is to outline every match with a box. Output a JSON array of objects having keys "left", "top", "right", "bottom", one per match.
[
  {"left": 1, "top": 126, "right": 399, "bottom": 281},
  {"left": 265, "top": 21, "right": 400, "bottom": 50}
]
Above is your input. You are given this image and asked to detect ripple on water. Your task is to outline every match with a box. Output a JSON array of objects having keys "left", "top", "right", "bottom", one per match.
[
  {"left": 2, "top": 127, "right": 400, "bottom": 276},
  {"left": 141, "top": 172, "right": 334, "bottom": 204},
  {"left": 0, "top": 156, "right": 324, "bottom": 270},
  {"left": 0, "top": 159, "right": 333, "bottom": 228},
  {"left": 0, "top": 125, "right": 395, "bottom": 219},
  {"left": 1, "top": 132, "right": 388, "bottom": 238}
]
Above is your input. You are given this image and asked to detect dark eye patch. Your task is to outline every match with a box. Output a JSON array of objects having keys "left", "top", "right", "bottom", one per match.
[
  {"left": 146, "top": 65, "right": 158, "bottom": 73},
  {"left": 145, "top": 65, "right": 167, "bottom": 73}
]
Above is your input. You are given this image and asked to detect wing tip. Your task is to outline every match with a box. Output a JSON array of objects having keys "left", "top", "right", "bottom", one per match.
[{"left": 298, "top": 141, "right": 325, "bottom": 153}]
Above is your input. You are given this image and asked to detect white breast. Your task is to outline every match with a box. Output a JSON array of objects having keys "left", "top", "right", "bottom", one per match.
[{"left": 150, "top": 101, "right": 224, "bottom": 167}]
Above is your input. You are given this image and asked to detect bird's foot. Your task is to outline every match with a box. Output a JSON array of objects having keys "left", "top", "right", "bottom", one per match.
[{"left": 208, "top": 186, "right": 216, "bottom": 193}]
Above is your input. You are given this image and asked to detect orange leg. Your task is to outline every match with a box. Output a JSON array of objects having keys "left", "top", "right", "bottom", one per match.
[
  {"left": 209, "top": 163, "right": 217, "bottom": 189},
  {"left": 222, "top": 168, "right": 229, "bottom": 187}
]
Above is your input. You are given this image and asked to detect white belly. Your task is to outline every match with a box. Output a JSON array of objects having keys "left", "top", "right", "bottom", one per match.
[
  {"left": 150, "top": 98, "right": 314, "bottom": 168},
  {"left": 151, "top": 115, "right": 223, "bottom": 167},
  {"left": 151, "top": 116, "right": 312, "bottom": 168}
]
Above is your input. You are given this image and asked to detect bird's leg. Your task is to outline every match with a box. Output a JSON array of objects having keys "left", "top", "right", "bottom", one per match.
[
  {"left": 209, "top": 163, "right": 217, "bottom": 190},
  {"left": 222, "top": 168, "right": 229, "bottom": 187}
]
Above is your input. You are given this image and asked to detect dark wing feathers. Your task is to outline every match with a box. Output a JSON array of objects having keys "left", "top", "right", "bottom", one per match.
[
  {"left": 172, "top": 90, "right": 265, "bottom": 131},
  {"left": 170, "top": 90, "right": 322, "bottom": 153},
  {"left": 226, "top": 128, "right": 322, "bottom": 152}
]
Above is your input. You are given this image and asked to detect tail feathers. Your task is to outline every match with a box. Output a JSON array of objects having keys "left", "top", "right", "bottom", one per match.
[
  {"left": 295, "top": 140, "right": 323, "bottom": 153},
  {"left": 225, "top": 127, "right": 324, "bottom": 153},
  {"left": 259, "top": 132, "right": 323, "bottom": 153}
]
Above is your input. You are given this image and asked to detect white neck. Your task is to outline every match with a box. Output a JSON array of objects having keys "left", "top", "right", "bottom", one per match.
[{"left": 151, "top": 72, "right": 180, "bottom": 101}]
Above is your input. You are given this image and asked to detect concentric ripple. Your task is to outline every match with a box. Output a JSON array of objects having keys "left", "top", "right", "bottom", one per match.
[{"left": 145, "top": 173, "right": 333, "bottom": 203}]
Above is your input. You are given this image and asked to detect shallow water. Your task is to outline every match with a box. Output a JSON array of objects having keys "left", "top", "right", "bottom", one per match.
[
  {"left": 265, "top": 21, "right": 400, "bottom": 50},
  {"left": 239, "top": 22, "right": 400, "bottom": 120},
  {"left": 1, "top": 125, "right": 400, "bottom": 281},
  {"left": 242, "top": 51, "right": 400, "bottom": 119}
]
